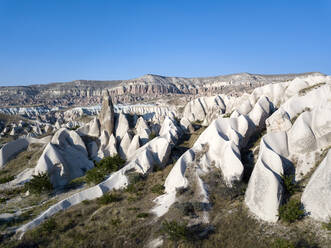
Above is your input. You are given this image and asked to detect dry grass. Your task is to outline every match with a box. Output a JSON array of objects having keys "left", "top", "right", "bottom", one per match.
[{"left": 3, "top": 165, "right": 174, "bottom": 248}]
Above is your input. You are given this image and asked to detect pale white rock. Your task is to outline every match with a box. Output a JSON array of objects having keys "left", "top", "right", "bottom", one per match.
[
  {"left": 97, "top": 130, "right": 118, "bottom": 159},
  {"left": 247, "top": 96, "right": 273, "bottom": 130},
  {"left": 16, "top": 115, "right": 181, "bottom": 238},
  {"left": 0, "top": 139, "right": 29, "bottom": 167},
  {"left": 152, "top": 97, "right": 272, "bottom": 217},
  {"left": 88, "top": 117, "right": 100, "bottom": 137},
  {"left": 118, "top": 132, "right": 132, "bottom": 160},
  {"left": 137, "top": 128, "right": 150, "bottom": 145},
  {"left": 301, "top": 150, "right": 331, "bottom": 222},
  {"left": 98, "top": 90, "right": 115, "bottom": 135},
  {"left": 182, "top": 95, "right": 228, "bottom": 125},
  {"left": 54, "top": 121, "right": 61, "bottom": 130},
  {"left": 115, "top": 113, "right": 129, "bottom": 142},
  {"left": 245, "top": 132, "right": 288, "bottom": 222},
  {"left": 179, "top": 117, "right": 194, "bottom": 133},
  {"left": 126, "top": 135, "right": 141, "bottom": 160},
  {"left": 266, "top": 108, "right": 292, "bottom": 133},
  {"left": 34, "top": 128, "right": 93, "bottom": 187},
  {"left": 135, "top": 116, "right": 150, "bottom": 134},
  {"left": 159, "top": 117, "right": 182, "bottom": 145}
]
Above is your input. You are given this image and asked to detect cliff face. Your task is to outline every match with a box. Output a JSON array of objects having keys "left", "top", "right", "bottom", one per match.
[{"left": 0, "top": 72, "right": 322, "bottom": 107}]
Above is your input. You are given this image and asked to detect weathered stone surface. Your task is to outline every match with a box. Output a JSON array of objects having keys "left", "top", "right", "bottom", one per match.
[
  {"left": 34, "top": 128, "right": 93, "bottom": 187},
  {"left": 98, "top": 90, "right": 115, "bottom": 135},
  {"left": 302, "top": 150, "right": 331, "bottom": 222},
  {"left": 0, "top": 139, "right": 29, "bottom": 167}
]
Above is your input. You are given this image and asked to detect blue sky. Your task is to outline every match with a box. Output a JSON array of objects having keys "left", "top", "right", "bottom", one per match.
[{"left": 0, "top": 0, "right": 330, "bottom": 86}]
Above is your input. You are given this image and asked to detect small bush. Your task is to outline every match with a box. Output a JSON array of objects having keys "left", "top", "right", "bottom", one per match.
[
  {"left": 85, "top": 155, "right": 126, "bottom": 184},
  {"left": 110, "top": 218, "right": 121, "bottom": 226},
  {"left": 136, "top": 212, "right": 149, "bottom": 218},
  {"left": 281, "top": 174, "right": 299, "bottom": 197},
  {"left": 279, "top": 199, "right": 304, "bottom": 223},
  {"left": 161, "top": 220, "right": 189, "bottom": 241},
  {"left": 151, "top": 184, "right": 165, "bottom": 195},
  {"left": 0, "top": 175, "right": 14, "bottom": 184},
  {"left": 223, "top": 112, "right": 233, "bottom": 118},
  {"left": 322, "top": 217, "right": 331, "bottom": 231},
  {"left": 97, "top": 193, "right": 122, "bottom": 205},
  {"left": 271, "top": 238, "right": 295, "bottom": 248},
  {"left": 85, "top": 167, "right": 105, "bottom": 185},
  {"left": 174, "top": 202, "right": 196, "bottom": 217},
  {"left": 40, "top": 218, "right": 57, "bottom": 233},
  {"left": 25, "top": 172, "right": 53, "bottom": 194},
  {"left": 149, "top": 132, "right": 157, "bottom": 140},
  {"left": 0, "top": 197, "right": 7, "bottom": 203}
]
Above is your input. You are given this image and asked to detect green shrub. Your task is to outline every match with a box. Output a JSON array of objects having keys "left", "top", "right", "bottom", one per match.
[
  {"left": 85, "top": 155, "right": 126, "bottom": 184},
  {"left": 0, "top": 197, "right": 7, "bottom": 203},
  {"left": 271, "top": 238, "right": 295, "bottom": 248},
  {"left": 161, "top": 220, "right": 189, "bottom": 241},
  {"left": 25, "top": 172, "right": 53, "bottom": 194},
  {"left": 97, "top": 193, "right": 122, "bottom": 205},
  {"left": 136, "top": 212, "right": 149, "bottom": 218},
  {"left": 110, "top": 218, "right": 121, "bottom": 226},
  {"left": 281, "top": 174, "right": 299, "bottom": 197},
  {"left": 174, "top": 202, "right": 196, "bottom": 216},
  {"left": 322, "top": 217, "right": 331, "bottom": 231},
  {"left": 149, "top": 132, "right": 157, "bottom": 140},
  {"left": 151, "top": 184, "right": 165, "bottom": 195},
  {"left": 279, "top": 199, "right": 304, "bottom": 223},
  {"left": 0, "top": 175, "right": 14, "bottom": 184},
  {"left": 223, "top": 112, "right": 232, "bottom": 118},
  {"left": 40, "top": 218, "right": 57, "bottom": 233},
  {"left": 85, "top": 167, "right": 106, "bottom": 185}
]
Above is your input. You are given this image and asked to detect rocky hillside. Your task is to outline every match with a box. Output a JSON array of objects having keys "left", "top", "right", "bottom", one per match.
[
  {"left": 0, "top": 72, "right": 322, "bottom": 107},
  {"left": 0, "top": 73, "right": 330, "bottom": 248}
]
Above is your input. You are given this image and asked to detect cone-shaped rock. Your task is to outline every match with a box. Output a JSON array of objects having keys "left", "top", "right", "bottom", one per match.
[{"left": 99, "top": 90, "right": 115, "bottom": 135}]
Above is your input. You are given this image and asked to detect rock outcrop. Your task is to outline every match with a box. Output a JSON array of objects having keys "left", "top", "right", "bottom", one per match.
[
  {"left": 301, "top": 150, "right": 331, "bottom": 222},
  {"left": 34, "top": 128, "right": 94, "bottom": 187},
  {"left": 152, "top": 96, "right": 273, "bottom": 217},
  {"left": 98, "top": 90, "right": 115, "bottom": 135},
  {"left": 16, "top": 115, "right": 183, "bottom": 238},
  {"left": 0, "top": 139, "right": 30, "bottom": 167}
]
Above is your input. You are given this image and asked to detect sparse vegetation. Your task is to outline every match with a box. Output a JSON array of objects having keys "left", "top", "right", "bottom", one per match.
[
  {"left": 161, "top": 220, "right": 190, "bottom": 241},
  {"left": 97, "top": 193, "right": 122, "bottom": 205},
  {"left": 151, "top": 183, "right": 165, "bottom": 195},
  {"left": 298, "top": 82, "right": 326, "bottom": 96},
  {"left": 136, "top": 212, "right": 149, "bottom": 218},
  {"left": 271, "top": 238, "right": 295, "bottom": 248},
  {"left": 223, "top": 111, "right": 233, "bottom": 118},
  {"left": 322, "top": 217, "right": 331, "bottom": 231},
  {"left": 85, "top": 155, "right": 126, "bottom": 184},
  {"left": 0, "top": 175, "right": 14, "bottom": 184},
  {"left": 279, "top": 199, "right": 305, "bottom": 223},
  {"left": 281, "top": 174, "right": 300, "bottom": 199},
  {"left": 148, "top": 132, "right": 157, "bottom": 140},
  {"left": 25, "top": 172, "right": 53, "bottom": 194}
]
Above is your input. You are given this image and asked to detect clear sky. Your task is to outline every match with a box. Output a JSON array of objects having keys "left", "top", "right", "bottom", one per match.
[{"left": 0, "top": 0, "right": 330, "bottom": 86}]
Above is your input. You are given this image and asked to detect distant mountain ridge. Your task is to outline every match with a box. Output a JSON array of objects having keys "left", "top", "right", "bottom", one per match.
[{"left": 0, "top": 72, "right": 324, "bottom": 107}]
